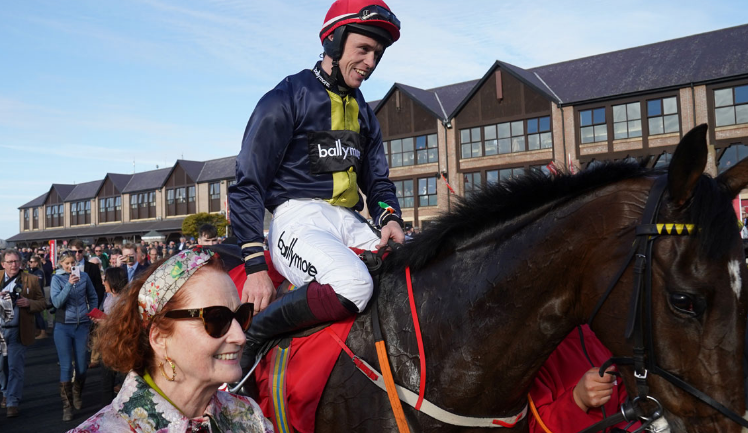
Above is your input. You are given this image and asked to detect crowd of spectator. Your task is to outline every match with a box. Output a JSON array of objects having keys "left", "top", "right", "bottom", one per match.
[{"left": 0, "top": 223, "right": 223, "bottom": 420}]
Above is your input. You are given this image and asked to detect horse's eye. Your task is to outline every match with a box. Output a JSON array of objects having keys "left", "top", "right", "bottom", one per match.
[{"left": 669, "top": 292, "right": 706, "bottom": 317}]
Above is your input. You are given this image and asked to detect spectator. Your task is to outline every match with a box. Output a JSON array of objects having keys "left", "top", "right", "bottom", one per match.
[
  {"left": 27, "top": 256, "right": 48, "bottom": 340},
  {"left": 148, "top": 248, "right": 159, "bottom": 264},
  {"left": 108, "top": 248, "right": 122, "bottom": 270},
  {"left": 93, "top": 246, "right": 109, "bottom": 270},
  {"left": 51, "top": 251, "right": 98, "bottom": 421},
  {"left": 528, "top": 325, "right": 638, "bottom": 432},
  {"left": 69, "top": 240, "right": 105, "bottom": 309},
  {"left": 0, "top": 250, "right": 46, "bottom": 418},
  {"left": 197, "top": 224, "right": 218, "bottom": 245},
  {"left": 71, "top": 247, "right": 273, "bottom": 432},
  {"left": 177, "top": 236, "right": 188, "bottom": 252},
  {"left": 120, "top": 244, "right": 147, "bottom": 282},
  {"left": 98, "top": 266, "right": 128, "bottom": 406}
]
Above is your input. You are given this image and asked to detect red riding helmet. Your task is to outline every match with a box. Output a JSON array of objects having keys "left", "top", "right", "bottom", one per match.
[{"left": 320, "top": 0, "right": 401, "bottom": 61}]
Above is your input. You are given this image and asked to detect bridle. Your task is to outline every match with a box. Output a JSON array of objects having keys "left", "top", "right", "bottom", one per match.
[{"left": 585, "top": 175, "right": 748, "bottom": 432}]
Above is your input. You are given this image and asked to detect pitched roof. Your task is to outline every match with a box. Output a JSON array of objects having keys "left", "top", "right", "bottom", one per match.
[
  {"left": 531, "top": 24, "right": 748, "bottom": 105},
  {"left": 65, "top": 179, "right": 104, "bottom": 202},
  {"left": 108, "top": 173, "right": 133, "bottom": 192},
  {"left": 177, "top": 160, "right": 206, "bottom": 183},
  {"left": 51, "top": 184, "right": 76, "bottom": 201},
  {"left": 197, "top": 156, "right": 236, "bottom": 183},
  {"left": 373, "top": 79, "right": 479, "bottom": 121},
  {"left": 6, "top": 217, "right": 186, "bottom": 242},
  {"left": 19, "top": 192, "right": 48, "bottom": 209},
  {"left": 122, "top": 167, "right": 172, "bottom": 193}
]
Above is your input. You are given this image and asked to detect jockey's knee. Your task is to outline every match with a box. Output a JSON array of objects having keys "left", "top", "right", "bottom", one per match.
[{"left": 312, "top": 276, "right": 373, "bottom": 316}]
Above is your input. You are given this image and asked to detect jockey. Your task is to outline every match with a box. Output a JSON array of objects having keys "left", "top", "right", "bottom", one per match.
[{"left": 228, "top": 0, "right": 405, "bottom": 370}]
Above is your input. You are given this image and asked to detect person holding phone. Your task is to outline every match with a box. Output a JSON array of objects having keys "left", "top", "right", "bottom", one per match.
[
  {"left": 51, "top": 250, "right": 98, "bottom": 421},
  {"left": 120, "top": 244, "right": 147, "bottom": 282}
]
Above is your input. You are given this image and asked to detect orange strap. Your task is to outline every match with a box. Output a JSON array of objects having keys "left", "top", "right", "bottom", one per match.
[
  {"left": 527, "top": 393, "right": 554, "bottom": 433},
  {"left": 376, "top": 340, "right": 410, "bottom": 433}
]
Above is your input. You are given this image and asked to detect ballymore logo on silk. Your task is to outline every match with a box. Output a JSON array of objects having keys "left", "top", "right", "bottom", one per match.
[
  {"left": 317, "top": 139, "right": 361, "bottom": 160},
  {"left": 277, "top": 231, "right": 317, "bottom": 277}
]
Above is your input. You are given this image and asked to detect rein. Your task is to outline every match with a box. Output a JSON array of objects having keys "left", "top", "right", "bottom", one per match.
[{"left": 587, "top": 175, "right": 748, "bottom": 430}]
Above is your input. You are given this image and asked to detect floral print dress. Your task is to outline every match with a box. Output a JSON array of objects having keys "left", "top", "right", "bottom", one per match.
[{"left": 69, "top": 371, "right": 274, "bottom": 433}]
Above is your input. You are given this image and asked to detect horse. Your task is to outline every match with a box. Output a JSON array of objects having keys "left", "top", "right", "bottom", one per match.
[{"left": 309, "top": 124, "right": 748, "bottom": 433}]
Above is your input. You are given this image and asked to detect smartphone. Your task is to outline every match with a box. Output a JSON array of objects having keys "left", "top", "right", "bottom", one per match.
[
  {"left": 71, "top": 266, "right": 81, "bottom": 278},
  {"left": 127, "top": 256, "right": 135, "bottom": 265}
]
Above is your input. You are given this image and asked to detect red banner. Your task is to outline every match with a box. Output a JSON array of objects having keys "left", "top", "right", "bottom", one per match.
[{"left": 49, "top": 240, "right": 56, "bottom": 268}]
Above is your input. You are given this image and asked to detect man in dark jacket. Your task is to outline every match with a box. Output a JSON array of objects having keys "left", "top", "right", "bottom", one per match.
[
  {"left": 0, "top": 250, "right": 45, "bottom": 417},
  {"left": 69, "top": 240, "right": 104, "bottom": 308}
]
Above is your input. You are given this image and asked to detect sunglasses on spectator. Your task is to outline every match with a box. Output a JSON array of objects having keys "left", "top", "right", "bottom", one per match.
[
  {"left": 70, "top": 249, "right": 84, "bottom": 254},
  {"left": 94, "top": 249, "right": 101, "bottom": 252},
  {"left": 164, "top": 303, "right": 253, "bottom": 338}
]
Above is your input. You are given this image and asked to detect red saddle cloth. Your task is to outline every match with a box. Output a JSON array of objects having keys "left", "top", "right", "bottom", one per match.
[{"left": 254, "top": 317, "right": 355, "bottom": 433}]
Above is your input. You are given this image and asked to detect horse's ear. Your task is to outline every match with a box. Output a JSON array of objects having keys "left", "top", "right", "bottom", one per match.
[
  {"left": 716, "top": 148, "right": 748, "bottom": 199},
  {"left": 667, "top": 124, "right": 708, "bottom": 206}
]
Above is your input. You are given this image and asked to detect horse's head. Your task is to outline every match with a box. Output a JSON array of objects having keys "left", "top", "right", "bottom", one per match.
[{"left": 616, "top": 124, "right": 748, "bottom": 432}]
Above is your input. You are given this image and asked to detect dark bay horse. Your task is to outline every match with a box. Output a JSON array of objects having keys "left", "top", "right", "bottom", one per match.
[{"left": 315, "top": 124, "right": 748, "bottom": 433}]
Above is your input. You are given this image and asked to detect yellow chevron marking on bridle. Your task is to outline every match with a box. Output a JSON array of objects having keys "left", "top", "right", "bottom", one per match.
[{"left": 656, "top": 223, "right": 695, "bottom": 235}]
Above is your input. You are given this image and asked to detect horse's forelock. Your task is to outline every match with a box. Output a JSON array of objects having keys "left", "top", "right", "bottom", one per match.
[{"left": 685, "top": 175, "right": 739, "bottom": 260}]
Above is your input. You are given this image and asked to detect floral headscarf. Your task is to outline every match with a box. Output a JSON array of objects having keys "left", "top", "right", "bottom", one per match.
[{"left": 137, "top": 246, "right": 215, "bottom": 323}]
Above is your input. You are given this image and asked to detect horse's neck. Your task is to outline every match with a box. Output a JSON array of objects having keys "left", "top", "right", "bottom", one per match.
[{"left": 384, "top": 182, "right": 647, "bottom": 414}]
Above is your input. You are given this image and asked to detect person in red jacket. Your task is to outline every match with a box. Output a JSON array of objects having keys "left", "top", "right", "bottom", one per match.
[{"left": 529, "top": 325, "right": 636, "bottom": 432}]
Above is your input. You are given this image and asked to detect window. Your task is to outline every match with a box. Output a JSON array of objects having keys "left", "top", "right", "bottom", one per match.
[
  {"left": 228, "top": 180, "right": 237, "bottom": 187},
  {"left": 718, "top": 144, "right": 748, "bottom": 174},
  {"left": 654, "top": 152, "right": 673, "bottom": 169},
  {"left": 106, "top": 198, "right": 114, "bottom": 211},
  {"left": 209, "top": 183, "right": 220, "bottom": 200},
  {"left": 488, "top": 168, "right": 525, "bottom": 182},
  {"left": 527, "top": 116, "right": 552, "bottom": 150},
  {"left": 99, "top": 199, "right": 105, "bottom": 213},
  {"left": 33, "top": 208, "right": 39, "bottom": 229},
  {"left": 71, "top": 204, "right": 78, "bottom": 217},
  {"left": 530, "top": 165, "right": 552, "bottom": 176},
  {"left": 24, "top": 209, "right": 29, "bottom": 230},
  {"left": 613, "top": 103, "right": 642, "bottom": 139},
  {"left": 393, "top": 180, "right": 414, "bottom": 208},
  {"left": 715, "top": 85, "right": 748, "bottom": 127},
  {"left": 58, "top": 204, "right": 64, "bottom": 215},
  {"left": 580, "top": 108, "right": 607, "bottom": 143},
  {"left": 647, "top": 97, "right": 679, "bottom": 135},
  {"left": 461, "top": 116, "right": 552, "bottom": 159},
  {"left": 464, "top": 172, "right": 481, "bottom": 198},
  {"left": 131, "top": 195, "right": 138, "bottom": 209},
  {"left": 388, "top": 138, "right": 415, "bottom": 167},
  {"left": 167, "top": 189, "right": 175, "bottom": 205},
  {"left": 176, "top": 187, "right": 186, "bottom": 203},
  {"left": 188, "top": 186, "right": 196, "bottom": 202},
  {"left": 415, "top": 134, "right": 438, "bottom": 164},
  {"left": 417, "top": 177, "right": 437, "bottom": 207},
  {"left": 460, "top": 127, "right": 482, "bottom": 159}
]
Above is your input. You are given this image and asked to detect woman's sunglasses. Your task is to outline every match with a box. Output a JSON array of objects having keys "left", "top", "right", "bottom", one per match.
[{"left": 164, "top": 303, "right": 253, "bottom": 338}]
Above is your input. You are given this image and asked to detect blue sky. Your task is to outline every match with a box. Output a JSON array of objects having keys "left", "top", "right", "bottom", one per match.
[{"left": 0, "top": 0, "right": 745, "bottom": 240}]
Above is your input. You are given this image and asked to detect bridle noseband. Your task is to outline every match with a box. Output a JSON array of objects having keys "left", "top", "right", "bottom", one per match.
[{"left": 587, "top": 175, "right": 748, "bottom": 430}]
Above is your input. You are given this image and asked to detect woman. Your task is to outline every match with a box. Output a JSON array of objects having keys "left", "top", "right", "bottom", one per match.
[
  {"left": 28, "top": 255, "right": 48, "bottom": 339},
  {"left": 70, "top": 246, "right": 273, "bottom": 432},
  {"left": 51, "top": 251, "right": 99, "bottom": 421},
  {"left": 98, "top": 266, "right": 127, "bottom": 405}
]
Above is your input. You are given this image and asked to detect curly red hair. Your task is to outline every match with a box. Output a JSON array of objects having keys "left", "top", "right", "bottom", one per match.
[{"left": 95, "top": 256, "right": 224, "bottom": 375}]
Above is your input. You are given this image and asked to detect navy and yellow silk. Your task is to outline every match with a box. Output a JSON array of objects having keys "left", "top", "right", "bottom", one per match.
[{"left": 229, "top": 62, "right": 400, "bottom": 271}]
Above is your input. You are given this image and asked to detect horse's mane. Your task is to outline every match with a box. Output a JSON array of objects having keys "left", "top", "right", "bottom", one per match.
[{"left": 387, "top": 161, "right": 736, "bottom": 271}]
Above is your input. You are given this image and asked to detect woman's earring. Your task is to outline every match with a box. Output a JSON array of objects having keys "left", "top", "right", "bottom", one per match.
[
  {"left": 159, "top": 357, "right": 177, "bottom": 381},
  {"left": 159, "top": 341, "right": 177, "bottom": 381}
]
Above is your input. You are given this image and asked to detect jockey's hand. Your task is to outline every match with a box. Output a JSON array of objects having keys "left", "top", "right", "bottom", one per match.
[
  {"left": 377, "top": 220, "right": 405, "bottom": 250},
  {"left": 573, "top": 367, "right": 616, "bottom": 412},
  {"left": 243, "top": 271, "right": 276, "bottom": 314}
]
